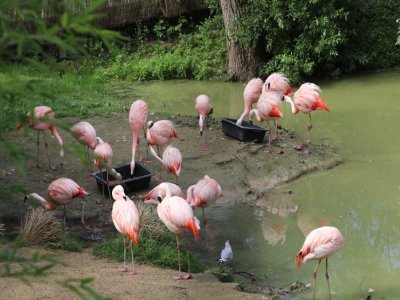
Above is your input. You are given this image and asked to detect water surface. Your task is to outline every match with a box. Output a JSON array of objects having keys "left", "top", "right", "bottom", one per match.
[{"left": 124, "top": 70, "right": 400, "bottom": 298}]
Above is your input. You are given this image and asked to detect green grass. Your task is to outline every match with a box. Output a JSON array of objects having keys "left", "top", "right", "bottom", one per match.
[
  {"left": 93, "top": 234, "right": 205, "bottom": 273},
  {"left": 47, "top": 235, "right": 85, "bottom": 252},
  {"left": 208, "top": 264, "right": 247, "bottom": 291},
  {"left": 0, "top": 62, "right": 130, "bottom": 131}
]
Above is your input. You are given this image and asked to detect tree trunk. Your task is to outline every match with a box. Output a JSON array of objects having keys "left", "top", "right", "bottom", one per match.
[{"left": 220, "top": 0, "right": 259, "bottom": 81}]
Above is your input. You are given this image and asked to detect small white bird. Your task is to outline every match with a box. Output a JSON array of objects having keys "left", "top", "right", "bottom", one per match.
[{"left": 219, "top": 240, "right": 233, "bottom": 263}]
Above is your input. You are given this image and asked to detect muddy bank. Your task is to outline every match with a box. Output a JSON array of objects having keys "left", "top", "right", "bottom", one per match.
[{"left": 0, "top": 112, "right": 341, "bottom": 226}]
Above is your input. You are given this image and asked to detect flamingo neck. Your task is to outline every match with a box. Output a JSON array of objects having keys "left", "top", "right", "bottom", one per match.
[
  {"left": 49, "top": 126, "right": 64, "bottom": 165},
  {"left": 284, "top": 96, "right": 298, "bottom": 114},
  {"left": 26, "top": 193, "right": 56, "bottom": 210},
  {"left": 186, "top": 185, "right": 195, "bottom": 206},
  {"left": 130, "top": 130, "right": 139, "bottom": 175},
  {"left": 158, "top": 183, "right": 171, "bottom": 199}
]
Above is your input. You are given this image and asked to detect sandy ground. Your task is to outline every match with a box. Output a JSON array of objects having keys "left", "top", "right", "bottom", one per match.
[
  {"left": 0, "top": 112, "right": 341, "bottom": 299},
  {"left": 0, "top": 247, "right": 262, "bottom": 300}
]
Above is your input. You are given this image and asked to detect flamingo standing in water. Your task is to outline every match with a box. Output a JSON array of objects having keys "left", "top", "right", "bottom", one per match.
[
  {"left": 129, "top": 100, "right": 148, "bottom": 175},
  {"left": 70, "top": 121, "right": 98, "bottom": 173},
  {"left": 296, "top": 226, "right": 344, "bottom": 300},
  {"left": 111, "top": 185, "right": 140, "bottom": 275},
  {"left": 249, "top": 92, "right": 284, "bottom": 143},
  {"left": 186, "top": 175, "right": 222, "bottom": 226},
  {"left": 284, "top": 82, "right": 329, "bottom": 143},
  {"left": 24, "top": 177, "right": 88, "bottom": 227},
  {"left": 236, "top": 78, "right": 263, "bottom": 126},
  {"left": 145, "top": 182, "right": 200, "bottom": 280},
  {"left": 195, "top": 94, "right": 213, "bottom": 151},
  {"left": 149, "top": 145, "right": 182, "bottom": 183},
  {"left": 144, "top": 182, "right": 183, "bottom": 204},
  {"left": 17, "top": 106, "right": 64, "bottom": 169},
  {"left": 146, "top": 120, "right": 178, "bottom": 156}
]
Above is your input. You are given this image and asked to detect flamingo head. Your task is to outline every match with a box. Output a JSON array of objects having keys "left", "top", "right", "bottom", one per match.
[
  {"left": 147, "top": 121, "right": 154, "bottom": 129},
  {"left": 112, "top": 185, "right": 127, "bottom": 201}
]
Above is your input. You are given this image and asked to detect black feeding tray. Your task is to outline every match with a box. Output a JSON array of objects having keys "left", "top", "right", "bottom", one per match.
[
  {"left": 221, "top": 118, "right": 268, "bottom": 143},
  {"left": 92, "top": 162, "right": 154, "bottom": 196}
]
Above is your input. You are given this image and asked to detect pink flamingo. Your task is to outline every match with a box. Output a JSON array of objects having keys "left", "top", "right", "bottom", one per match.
[
  {"left": 149, "top": 145, "right": 182, "bottom": 183},
  {"left": 70, "top": 121, "right": 98, "bottom": 173},
  {"left": 263, "top": 73, "right": 293, "bottom": 99},
  {"left": 144, "top": 182, "right": 183, "bottom": 204},
  {"left": 236, "top": 78, "right": 263, "bottom": 126},
  {"left": 249, "top": 92, "right": 284, "bottom": 143},
  {"left": 129, "top": 100, "right": 148, "bottom": 175},
  {"left": 146, "top": 120, "right": 178, "bottom": 156},
  {"left": 145, "top": 182, "right": 200, "bottom": 280},
  {"left": 285, "top": 83, "right": 329, "bottom": 143},
  {"left": 195, "top": 94, "right": 213, "bottom": 151},
  {"left": 93, "top": 137, "right": 115, "bottom": 202},
  {"left": 111, "top": 185, "right": 140, "bottom": 275},
  {"left": 296, "top": 226, "right": 344, "bottom": 300},
  {"left": 17, "top": 106, "right": 64, "bottom": 169},
  {"left": 186, "top": 175, "right": 222, "bottom": 226},
  {"left": 24, "top": 177, "right": 88, "bottom": 227}
]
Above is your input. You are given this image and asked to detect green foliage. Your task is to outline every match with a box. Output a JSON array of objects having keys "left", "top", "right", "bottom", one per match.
[
  {"left": 47, "top": 235, "right": 84, "bottom": 252},
  {"left": 234, "top": 0, "right": 400, "bottom": 82},
  {"left": 93, "top": 234, "right": 205, "bottom": 273},
  {"left": 208, "top": 264, "right": 246, "bottom": 291},
  {"left": 1, "top": 235, "right": 63, "bottom": 282},
  {"left": 98, "top": 16, "right": 227, "bottom": 81},
  {"left": 60, "top": 278, "right": 111, "bottom": 300}
]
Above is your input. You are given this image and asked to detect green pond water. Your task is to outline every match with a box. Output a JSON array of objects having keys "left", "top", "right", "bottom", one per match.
[{"left": 125, "top": 70, "right": 400, "bottom": 299}]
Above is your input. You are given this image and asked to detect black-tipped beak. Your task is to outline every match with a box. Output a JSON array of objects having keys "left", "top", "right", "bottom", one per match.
[
  {"left": 24, "top": 195, "right": 27, "bottom": 202},
  {"left": 200, "top": 131, "right": 203, "bottom": 136},
  {"left": 157, "top": 196, "right": 162, "bottom": 203}
]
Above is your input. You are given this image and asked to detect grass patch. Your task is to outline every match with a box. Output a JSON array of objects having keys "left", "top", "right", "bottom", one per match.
[
  {"left": 47, "top": 235, "right": 84, "bottom": 252},
  {"left": 93, "top": 201, "right": 205, "bottom": 272},
  {"left": 208, "top": 264, "right": 247, "bottom": 291}
]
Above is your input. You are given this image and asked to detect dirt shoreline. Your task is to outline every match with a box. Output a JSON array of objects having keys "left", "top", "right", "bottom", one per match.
[{"left": 0, "top": 112, "right": 342, "bottom": 299}]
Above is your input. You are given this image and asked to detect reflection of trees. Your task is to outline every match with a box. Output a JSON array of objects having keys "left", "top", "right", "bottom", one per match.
[{"left": 255, "top": 192, "right": 298, "bottom": 246}]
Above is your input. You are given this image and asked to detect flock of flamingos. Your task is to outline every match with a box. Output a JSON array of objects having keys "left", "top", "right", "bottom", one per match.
[{"left": 17, "top": 73, "right": 343, "bottom": 299}]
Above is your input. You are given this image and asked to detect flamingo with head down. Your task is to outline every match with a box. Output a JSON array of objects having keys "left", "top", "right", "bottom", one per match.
[{"left": 17, "top": 106, "right": 64, "bottom": 169}]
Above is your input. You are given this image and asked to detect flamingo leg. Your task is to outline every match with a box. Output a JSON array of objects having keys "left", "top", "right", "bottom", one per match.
[
  {"left": 119, "top": 236, "right": 128, "bottom": 272},
  {"left": 267, "top": 121, "right": 272, "bottom": 145},
  {"left": 174, "top": 235, "right": 183, "bottom": 280},
  {"left": 63, "top": 205, "right": 66, "bottom": 230},
  {"left": 202, "top": 207, "right": 209, "bottom": 246},
  {"left": 81, "top": 198, "right": 86, "bottom": 228},
  {"left": 36, "top": 131, "right": 40, "bottom": 168},
  {"left": 274, "top": 120, "right": 279, "bottom": 140},
  {"left": 312, "top": 259, "right": 321, "bottom": 300},
  {"left": 307, "top": 113, "right": 313, "bottom": 143},
  {"left": 106, "top": 170, "right": 112, "bottom": 205},
  {"left": 142, "top": 127, "right": 148, "bottom": 162},
  {"left": 325, "top": 258, "right": 332, "bottom": 300},
  {"left": 183, "top": 232, "right": 192, "bottom": 279},
  {"left": 85, "top": 146, "right": 93, "bottom": 174},
  {"left": 99, "top": 168, "right": 105, "bottom": 202},
  {"left": 42, "top": 131, "right": 52, "bottom": 170},
  {"left": 128, "top": 240, "right": 138, "bottom": 276}
]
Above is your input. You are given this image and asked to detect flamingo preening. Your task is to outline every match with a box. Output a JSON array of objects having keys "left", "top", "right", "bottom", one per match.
[
  {"left": 149, "top": 145, "right": 182, "bottom": 183},
  {"left": 146, "top": 120, "right": 178, "bottom": 157},
  {"left": 236, "top": 78, "right": 263, "bottom": 126},
  {"left": 70, "top": 121, "right": 98, "bottom": 173}
]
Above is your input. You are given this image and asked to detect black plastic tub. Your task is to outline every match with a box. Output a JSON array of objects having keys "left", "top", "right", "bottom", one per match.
[
  {"left": 221, "top": 118, "right": 268, "bottom": 143},
  {"left": 92, "top": 162, "right": 154, "bottom": 196}
]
